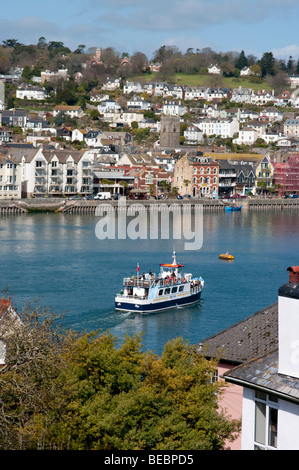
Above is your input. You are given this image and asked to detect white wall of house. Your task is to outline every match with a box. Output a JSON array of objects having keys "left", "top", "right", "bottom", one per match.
[{"left": 241, "top": 387, "right": 299, "bottom": 450}]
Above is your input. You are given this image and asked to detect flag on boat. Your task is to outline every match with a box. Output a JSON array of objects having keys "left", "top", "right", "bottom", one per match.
[{"left": 136, "top": 263, "right": 140, "bottom": 272}]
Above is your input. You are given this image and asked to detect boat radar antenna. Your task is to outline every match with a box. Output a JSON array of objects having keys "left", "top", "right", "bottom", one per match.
[{"left": 172, "top": 251, "right": 177, "bottom": 266}]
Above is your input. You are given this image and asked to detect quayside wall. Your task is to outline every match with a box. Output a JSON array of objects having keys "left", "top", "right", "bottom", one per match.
[{"left": 0, "top": 198, "right": 299, "bottom": 214}]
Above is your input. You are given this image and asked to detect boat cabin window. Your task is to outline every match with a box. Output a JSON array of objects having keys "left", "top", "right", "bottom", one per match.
[
  {"left": 172, "top": 287, "right": 177, "bottom": 293},
  {"left": 159, "top": 289, "right": 164, "bottom": 296},
  {"left": 179, "top": 285, "right": 184, "bottom": 292},
  {"left": 165, "top": 288, "right": 170, "bottom": 294}
]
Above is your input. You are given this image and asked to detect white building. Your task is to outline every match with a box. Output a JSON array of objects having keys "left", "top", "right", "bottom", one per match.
[
  {"left": 101, "top": 77, "right": 121, "bottom": 91},
  {"left": 97, "top": 100, "right": 121, "bottom": 114},
  {"left": 233, "top": 127, "right": 259, "bottom": 145},
  {"left": 207, "top": 64, "right": 221, "bottom": 74},
  {"left": 1, "top": 148, "right": 94, "bottom": 197},
  {"left": 197, "top": 118, "right": 239, "bottom": 139},
  {"left": 162, "top": 101, "right": 187, "bottom": 116},
  {"left": 240, "top": 66, "right": 252, "bottom": 76},
  {"left": 71, "top": 129, "right": 88, "bottom": 142},
  {"left": 53, "top": 106, "right": 84, "bottom": 119},
  {"left": 251, "top": 89, "right": 275, "bottom": 105},
  {"left": 224, "top": 266, "right": 299, "bottom": 450},
  {"left": 16, "top": 85, "right": 48, "bottom": 100},
  {"left": 0, "top": 154, "right": 21, "bottom": 199},
  {"left": 127, "top": 96, "right": 151, "bottom": 111},
  {"left": 184, "top": 125, "right": 203, "bottom": 144},
  {"left": 231, "top": 87, "right": 253, "bottom": 104},
  {"left": 184, "top": 87, "right": 207, "bottom": 101},
  {"left": 123, "top": 81, "right": 144, "bottom": 94}
]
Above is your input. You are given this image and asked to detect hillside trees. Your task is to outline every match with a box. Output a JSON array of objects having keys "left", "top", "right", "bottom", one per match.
[{"left": 0, "top": 304, "right": 240, "bottom": 450}]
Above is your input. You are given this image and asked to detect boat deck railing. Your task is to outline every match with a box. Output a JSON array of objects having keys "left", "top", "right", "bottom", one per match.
[{"left": 118, "top": 278, "right": 202, "bottom": 299}]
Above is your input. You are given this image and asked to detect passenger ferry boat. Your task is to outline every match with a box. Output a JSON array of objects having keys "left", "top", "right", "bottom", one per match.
[{"left": 115, "top": 252, "right": 204, "bottom": 313}]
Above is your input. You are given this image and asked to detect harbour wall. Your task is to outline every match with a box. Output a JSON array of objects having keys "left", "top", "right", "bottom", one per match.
[{"left": 0, "top": 198, "right": 299, "bottom": 214}]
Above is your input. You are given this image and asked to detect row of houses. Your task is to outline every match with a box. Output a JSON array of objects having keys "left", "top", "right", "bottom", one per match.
[{"left": 0, "top": 145, "right": 175, "bottom": 199}]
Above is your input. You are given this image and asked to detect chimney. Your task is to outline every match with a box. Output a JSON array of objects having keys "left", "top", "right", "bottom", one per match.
[{"left": 278, "top": 266, "right": 299, "bottom": 378}]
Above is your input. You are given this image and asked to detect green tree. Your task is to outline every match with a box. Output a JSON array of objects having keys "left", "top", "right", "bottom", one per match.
[
  {"left": 259, "top": 52, "right": 275, "bottom": 77},
  {"left": 0, "top": 305, "right": 240, "bottom": 450},
  {"left": 235, "top": 50, "right": 248, "bottom": 70},
  {"left": 55, "top": 335, "right": 240, "bottom": 450},
  {"left": 21, "top": 65, "right": 33, "bottom": 80}
]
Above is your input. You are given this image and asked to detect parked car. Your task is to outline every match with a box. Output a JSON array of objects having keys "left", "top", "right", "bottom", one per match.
[{"left": 177, "top": 195, "right": 183, "bottom": 199}]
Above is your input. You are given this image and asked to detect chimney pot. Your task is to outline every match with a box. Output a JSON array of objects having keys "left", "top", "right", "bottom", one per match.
[{"left": 287, "top": 266, "right": 299, "bottom": 284}]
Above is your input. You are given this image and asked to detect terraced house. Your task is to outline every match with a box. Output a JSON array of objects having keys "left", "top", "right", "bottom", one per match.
[
  {"left": 0, "top": 148, "right": 94, "bottom": 198},
  {"left": 173, "top": 154, "right": 219, "bottom": 198}
]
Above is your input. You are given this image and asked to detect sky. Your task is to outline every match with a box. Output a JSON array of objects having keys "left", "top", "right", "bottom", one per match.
[{"left": 1, "top": 0, "right": 299, "bottom": 61}]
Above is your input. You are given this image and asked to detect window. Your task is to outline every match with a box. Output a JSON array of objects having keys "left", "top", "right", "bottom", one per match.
[
  {"left": 171, "top": 287, "right": 177, "bottom": 293},
  {"left": 159, "top": 289, "right": 164, "bottom": 296},
  {"left": 164, "top": 288, "right": 170, "bottom": 294},
  {"left": 254, "top": 391, "right": 278, "bottom": 450},
  {"left": 179, "top": 285, "right": 184, "bottom": 292},
  {"left": 52, "top": 161, "right": 57, "bottom": 167},
  {"left": 36, "top": 161, "right": 43, "bottom": 167}
]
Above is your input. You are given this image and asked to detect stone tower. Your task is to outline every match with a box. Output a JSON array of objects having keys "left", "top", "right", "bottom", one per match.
[{"left": 159, "top": 115, "right": 180, "bottom": 148}]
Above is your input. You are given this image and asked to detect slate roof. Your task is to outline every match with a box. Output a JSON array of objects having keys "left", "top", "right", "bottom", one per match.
[
  {"left": 200, "top": 302, "right": 278, "bottom": 365},
  {"left": 201, "top": 297, "right": 299, "bottom": 402},
  {"left": 224, "top": 350, "right": 299, "bottom": 402}
]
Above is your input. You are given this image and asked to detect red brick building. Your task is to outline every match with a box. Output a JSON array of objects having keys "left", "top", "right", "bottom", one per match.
[
  {"left": 274, "top": 154, "right": 299, "bottom": 194},
  {"left": 173, "top": 154, "right": 219, "bottom": 197}
]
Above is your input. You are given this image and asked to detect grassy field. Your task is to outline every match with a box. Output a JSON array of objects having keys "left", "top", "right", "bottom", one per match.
[{"left": 133, "top": 72, "right": 273, "bottom": 92}]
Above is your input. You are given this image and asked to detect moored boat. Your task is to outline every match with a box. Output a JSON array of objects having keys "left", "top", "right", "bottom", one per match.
[
  {"left": 115, "top": 252, "right": 204, "bottom": 313},
  {"left": 219, "top": 252, "right": 234, "bottom": 260},
  {"left": 225, "top": 205, "right": 242, "bottom": 212}
]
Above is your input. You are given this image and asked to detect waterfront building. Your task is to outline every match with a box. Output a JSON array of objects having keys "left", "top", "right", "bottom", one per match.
[
  {"left": 0, "top": 153, "right": 21, "bottom": 199},
  {"left": 92, "top": 165, "right": 134, "bottom": 196},
  {"left": 254, "top": 154, "right": 274, "bottom": 193},
  {"left": 0, "top": 147, "right": 95, "bottom": 197},
  {"left": 125, "top": 165, "right": 171, "bottom": 198},
  {"left": 43, "top": 149, "right": 94, "bottom": 196},
  {"left": 173, "top": 153, "right": 219, "bottom": 197},
  {"left": 218, "top": 160, "right": 237, "bottom": 197},
  {"left": 274, "top": 153, "right": 299, "bottom": 194}
]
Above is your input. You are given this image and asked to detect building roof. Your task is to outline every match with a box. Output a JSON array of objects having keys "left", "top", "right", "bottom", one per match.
[
  {"left": 200, "top": 302, "right": 278, "bottom": 365},
  {"left": 224, "top": 350, "right": 299, "bottom": 402}
]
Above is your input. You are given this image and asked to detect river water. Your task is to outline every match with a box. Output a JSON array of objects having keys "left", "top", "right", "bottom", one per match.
[{"left": 1, "top": 208, "right": 298, "bottom": 353}]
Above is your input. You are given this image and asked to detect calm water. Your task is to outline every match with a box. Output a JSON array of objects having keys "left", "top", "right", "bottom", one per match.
[{"left": 0, "top": 208, "right": 298, "bottom": 353}]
